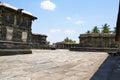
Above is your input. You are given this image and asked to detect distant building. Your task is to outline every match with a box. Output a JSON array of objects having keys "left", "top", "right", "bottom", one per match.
[
  {"left": 0, "top": 2, "right": 37, "bottom": 55},
  {"left": 32, "top": 33, "right": 49, "bottom": 49},
  {"left": 79, "top": 33, "right": 116, "bottom": 48},
  {"left": 55, "top": 42, "right": 79, "bottom": 49}
]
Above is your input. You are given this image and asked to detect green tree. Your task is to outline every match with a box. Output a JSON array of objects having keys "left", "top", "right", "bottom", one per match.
[
  {"left": 101, "top": 23, "right": 110, "bottom": 33},
  {"left": 72, "top": 40, "right": 76, "bottom": 44},
  {"left": 64, "top": 37, "right": 76, "bottom": 43},
  {"left": 92, "top": 26, "right": 100, "bottom": 33},
  {"left": 64, "top": 37, "right": 69, "bottom": 42}
]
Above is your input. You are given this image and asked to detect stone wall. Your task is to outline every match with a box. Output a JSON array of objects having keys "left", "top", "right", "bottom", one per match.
[
  {"left": 79, "top": 33, "right": 116, "bottom": 48},
  {"left": 31, "top": 34, "right": 49, "bottom": 49}
]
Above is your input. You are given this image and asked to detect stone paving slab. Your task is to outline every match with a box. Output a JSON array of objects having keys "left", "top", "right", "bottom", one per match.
[{"left": 0, "top": 49, "right": 108, "bottom": 80}]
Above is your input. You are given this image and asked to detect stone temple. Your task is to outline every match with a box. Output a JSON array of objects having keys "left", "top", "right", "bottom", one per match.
[{"left": 0, "top": 2, "right": 37, "bottom": 55}]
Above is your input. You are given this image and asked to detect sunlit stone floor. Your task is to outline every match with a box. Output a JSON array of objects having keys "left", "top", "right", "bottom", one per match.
[{"left": 0, "top": 49, "right": 108, "bottom": 80}]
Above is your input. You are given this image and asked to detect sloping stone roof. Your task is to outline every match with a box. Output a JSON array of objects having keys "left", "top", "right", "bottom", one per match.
[
  {"left": 0, "top": 2, "right": 37, "bottom": 19},
  {"left": 32, "top": 33, "right": 47, "bottom": 37}
]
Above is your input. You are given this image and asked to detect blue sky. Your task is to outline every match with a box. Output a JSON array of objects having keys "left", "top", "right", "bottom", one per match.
[{"left": 1, "top": 0, "right": 119, "bottom": 44}]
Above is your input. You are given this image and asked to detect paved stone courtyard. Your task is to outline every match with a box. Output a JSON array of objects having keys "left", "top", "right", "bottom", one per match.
[{"left": 0, "top": 49, "right": 108, "bottom": 80}]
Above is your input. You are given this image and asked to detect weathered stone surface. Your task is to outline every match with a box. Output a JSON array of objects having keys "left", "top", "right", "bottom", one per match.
[
  {"left": 0, "top": 49, "right": 108, "bottom": 80},
  {"left": 31, "top": 34, "right": 49, "bottom": 49},
  {"left": 0, "top": 49, "right": 32, "bottom": 56},
  {"left": 79, "top": 33, "right": 116, "bottom": 48}
]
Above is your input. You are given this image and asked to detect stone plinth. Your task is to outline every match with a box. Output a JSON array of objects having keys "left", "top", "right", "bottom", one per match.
[{"left": 0, "top": 41, "right": 32, "bottom": 55}]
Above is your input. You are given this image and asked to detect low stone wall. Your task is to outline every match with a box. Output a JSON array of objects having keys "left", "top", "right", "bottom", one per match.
[{"left": 69, "top": 47, "right": 119, "bottom": 53}]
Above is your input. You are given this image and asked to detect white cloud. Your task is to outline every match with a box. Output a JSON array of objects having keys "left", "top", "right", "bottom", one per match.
[
  {"left": 66, "top": 17, "right": 72, "bottom": 21},
  {"left": 66, "top": 16, "right": 84, "bottom": 25},
  {"left": 64, "top": 30, "right": 75, "bottom": 35},
  {"left": 75, "top": 20, "right": 84, "bottom": 25},
  {"left": 40, "top": 0, "right": 56, "bottom": 11},
  {"left": 50, "top": 29, "right": 61, "bottom": 33}
]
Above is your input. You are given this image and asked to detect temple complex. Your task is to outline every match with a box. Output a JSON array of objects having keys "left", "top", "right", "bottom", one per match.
[{"left": 0, "top": 2, "right": 37, "bottom": 55}]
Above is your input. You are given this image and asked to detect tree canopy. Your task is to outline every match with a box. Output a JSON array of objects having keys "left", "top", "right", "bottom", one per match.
[
  {"left": 64, "top": 37, "right": 76, "bottom": 44},
  {"left": 92, "top": 26, "right": 100, "bottom": 33},
  {"left": 86, "top": 23, "right": 113, "bottom": 34},
  {"left": 101, "top": 23, "right": 110, "bottom": 33}
]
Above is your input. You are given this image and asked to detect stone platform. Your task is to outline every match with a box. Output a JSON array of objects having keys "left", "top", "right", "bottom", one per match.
[
  {"left": 0, "top": 49, "right": 32, "bottom": 56},
  {"left": 70, "top": 47, "right": 119, "bottom": 52},
  {"left": 0, "top": 41, "right": 32, "bottom": 55}
]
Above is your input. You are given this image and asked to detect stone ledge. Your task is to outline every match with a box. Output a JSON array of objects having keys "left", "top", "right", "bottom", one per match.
[
  {"left": 70, "top": 47, "right": 119, "bottom": 52},
  {"left": 0, "top": 40, "right": 32, "bottom": 45},
  {"left": 0, "top": 49, "right": 32, "bottom": 56}
]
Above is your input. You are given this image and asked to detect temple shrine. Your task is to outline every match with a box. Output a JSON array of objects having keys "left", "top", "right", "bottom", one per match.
[{"left": 0, "top": 2, "right": 37, "bottom": 55}]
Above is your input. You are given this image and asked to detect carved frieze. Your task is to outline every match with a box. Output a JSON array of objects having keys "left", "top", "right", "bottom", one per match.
[{"left": 12, "top": 28, "right": 22, "bottom": 42}]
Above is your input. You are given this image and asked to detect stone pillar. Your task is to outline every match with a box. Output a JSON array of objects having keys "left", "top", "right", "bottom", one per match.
[
  {"left": 110, "top": 0, "right": 120, "bottom": 55},
  {"left": 115, "top": 1, "right": 120, "bottom": 43}
]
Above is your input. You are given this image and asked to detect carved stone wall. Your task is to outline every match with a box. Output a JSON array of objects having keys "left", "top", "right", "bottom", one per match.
[
  {"left": 0, "top": 25, "right": 2, "bottom": 39},
  {"left": 6, "top": 27, "right": 13, "bottom": 40},
  {"left": 22, "top": 32, "right": 28, "bottom": 42},
  {"left": 79, "top": 33, "right": 116, "bottom": 48},
  {"left": 31, "top": 34, "right": 48, "bottom": 49}
]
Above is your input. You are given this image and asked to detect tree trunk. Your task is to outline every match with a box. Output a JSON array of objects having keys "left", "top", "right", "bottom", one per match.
[{"left": 115, "top": 1, "right": 120, "bottom": 43}]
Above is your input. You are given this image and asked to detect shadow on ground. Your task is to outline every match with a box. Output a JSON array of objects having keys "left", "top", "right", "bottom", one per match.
[{"left": 90, "top": 55, "right": 120, "bottom": 80}]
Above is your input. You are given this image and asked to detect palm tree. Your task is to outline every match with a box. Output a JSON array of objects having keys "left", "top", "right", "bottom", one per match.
[
  {"left": 115, "top": 0, "right": 120, "bottom": 43},
  {"left": 101, "top": 23, "right": 110, "bottom": 33},
  {"left": 92, "top": 26, "right": 100, "bottom": 33}
]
